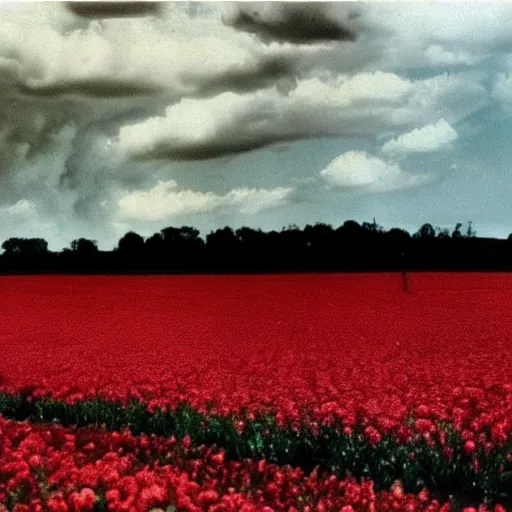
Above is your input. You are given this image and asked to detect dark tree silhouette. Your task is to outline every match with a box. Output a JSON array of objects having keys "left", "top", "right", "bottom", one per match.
[
  {"left": 1, "top": 219, "right": 512, "bottom": 274},
  {"left": 436, "top": 227, "right": 450, "bottom": 239},
  {"left": 236, "top": 227, "right": 270, "bottom": 270},
  {"left": 336, "top": 220, "right": 363, "bottom": 241},
  {"left": 206, "top": 227, "right": 240, "bottom": 270},
  {"left": 452, "top": 222, "right": 463, "bottom": 239},
  {"left": 115, "top": 232, "right": 146, "bottom": 271},
  {"left": 70, "top": 238, "right": 98, "bottom": 255},
  {"left": 117, "top": 232, "right": 145, "bottom": 255},
  {"left": 466, "top": 221, "right": 476, "bottom": 238},
  {"left": 413, "top": 223, "right": 436, "bottom": 240},
  {"left": 386, "top": 228, "right": 411, "bottom": 244},
  {"left": 145, "top": 232, "right": 164, "bottom": 253},
  {"left": 159, "top": 226, "right": 204, "bottom": 270},
  {"left": 2, "top": 237, "right": 48, "bottom": 256},
  {"left": 59, "top": 238, "right": 100, "bottom": 272},
  {"left": 362, "top": 218, "right": 383, "bottom": 237},
  {"left": 1, "top": 238, "right": 23, "bottom": 256}
]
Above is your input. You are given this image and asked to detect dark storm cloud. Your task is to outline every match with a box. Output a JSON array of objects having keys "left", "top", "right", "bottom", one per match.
[
  {"left": 188, "top": 56, "right": 298, "bottom": 98},
  {"left": 223, "top": 2, "right": 361, "bottom": 45},
  {"left": 66, "top": 2, "right": 162, "bottom": 19},
  {"left": 14, "top": 53, "right": 299, "bottom": 101},
  {"left": 17, "top": 80, "right": 162, "bottom": 99},
  {"left": 0, "top": 95, "right": 83, "bottom": 171},
  {"left": 57, "top": 100, "right": 175, "bottom": 221},
  {"left": 131, "top": 133, "right": 316, "bottom": 163}
]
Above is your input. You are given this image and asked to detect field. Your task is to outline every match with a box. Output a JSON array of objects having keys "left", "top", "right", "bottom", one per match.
[{"left": 0, "top": 273, "right": 511, "bottom": 512}]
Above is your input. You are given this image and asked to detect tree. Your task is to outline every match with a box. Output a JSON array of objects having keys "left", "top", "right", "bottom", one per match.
[
  {"left": 236, "top": 227, "right": 267, "bottom": 247},
  {"left": 145, "top": 233, "right": 164, "bottom": 254},
  {"left": 386, "top": 228, "right": 411, "bottom": 243},
  {"left": 336, "top": 220, "right": 363, "bottom": 241},
  {"left": 452, "top": 222, "right": 463, "bottom": 239},
  {"left": 236, "top": 227, "right": 270, "bottom": 269},
  {"left": 70, "top": 238, "right": 98, "bottom": 255},
  {"left": 160, "top": 226, "right": 204, "bottom": 266},
  {"left": 206, "top": 227, "right": 240, "bottom": 268},
  {"left": 413, "top": 223, "right": 436, "bottom": 240},
  {"left": 465, "top": 221, "right": 476, "bottom": 238},
  {"left": 278, "top": 225, "right": 307, "bottom": 268},
  {"left": 304, "top": 223, "right": 334, "bottom": 246},
  {"left": 1, "top": 237, "right": 48, "bottom": 256},
  {"left": 362, "top": 218, "right": 383, "bottom": 234},
  {"left": 206, "top": 227, "right": 239, "bottom": 252},
  {"left": 117, "top": 232, "right": 145, "bottom": 254},
  {"left": 436, "top": 227, "right": 450, "bottom": 239},
  {"left": 1, "top": 238, "right": 23, "bottom": 255},
  {"left": 385, "top": 228, "right": 411, "bottom": 269}
]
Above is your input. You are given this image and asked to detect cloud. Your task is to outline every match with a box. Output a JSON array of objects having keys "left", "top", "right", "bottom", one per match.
[
  {"left": 424, "top": 45, "right": 478, "bottom": 67},
  {"left": 113, "top": 71, "right": 486, "bottom": 162},
  {"left": 222, "top": 2, "right": 361, "bottom": 44},
  {"left": 0, "top": 96, "right": 82, "bottom": 177},
  {"left": 65, "top": 2, "right": 162, "bottom": 19},
  {"left": 320, "top": 151, "right": 431, "bottom": 193},
  {"left": 116, "top": 180, "right": 294, "bottom": 221},
  {"left": 381, "top": 119, "right": 458, "bottom": 157},
  {"left": 0, "top": 1, "right": 508, "bottom": 249},
  {"left": 491, "top": 54, "right": 512, "bottom": 107},
  {"left": 0, "top": 199, "right": 53, "bottom": 238},
  {"left": 493, "top": 72, "right": 512, "bottom": 106},
  {"left": 0, "top": 198, "right": 37, "bottom": 217},
  {"left": 366, "top": 3, "right": 512, "bottom": 70},
  {"left": 0, "top": 3, "right": 303, "bottom": 99}
]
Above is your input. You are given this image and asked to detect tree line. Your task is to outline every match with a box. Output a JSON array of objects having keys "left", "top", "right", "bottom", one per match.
[{"left": 1, "top": 220, "right": 512, "bottom": 274}]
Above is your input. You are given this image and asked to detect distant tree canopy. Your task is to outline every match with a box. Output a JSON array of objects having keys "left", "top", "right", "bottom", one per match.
[
  {"left": 0, "top": 220, "right": 511, "bottom": 273},
  {"left": 117, "top": 232, "right": 144, "bottom": 254},
  {"left": 1, "top": 237, "right": 48, "bottom": 256},
  {"left": 413, "top": 223, "right": 436, "bottom": 240},
  {"left": 69, "top": 238, "right": 98, "bottom": 255}
]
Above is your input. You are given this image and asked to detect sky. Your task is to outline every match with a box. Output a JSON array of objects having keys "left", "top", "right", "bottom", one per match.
[{"left": 1, "top": 1, "right": 512, "bottom": 250}]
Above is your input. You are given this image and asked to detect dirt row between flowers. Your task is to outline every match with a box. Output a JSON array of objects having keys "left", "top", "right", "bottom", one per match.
[{"left": 1, "top": 393, "right": 511, "bottom": 511}]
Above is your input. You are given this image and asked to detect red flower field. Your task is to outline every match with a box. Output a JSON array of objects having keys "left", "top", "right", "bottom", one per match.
[{"left": 0, "top": 272, "right": 511, "bottom": 510}]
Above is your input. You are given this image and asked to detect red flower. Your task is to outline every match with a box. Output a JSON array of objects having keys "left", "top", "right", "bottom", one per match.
[
  {"left": 415, "top": 405, "right": 430, "bottom": 418},
  {"left": 363, "top": 426, "right": 381, "bottom": 447},
  {"left": 211, "top": 450, "right": 225, "bottom": 466},
  {"left": 197, "top": 490, "right": 220, "bottom": 505},
  {"left": 13, "top": 505, "right": 30, "bottom": 512},
  {"left": 464, "top": 440, "right": 477, "bottom": 456}
]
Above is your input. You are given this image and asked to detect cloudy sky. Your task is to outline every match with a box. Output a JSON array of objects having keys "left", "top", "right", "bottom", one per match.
[{"left": 1, "top": 1, "right": 512, "bottom": 250}]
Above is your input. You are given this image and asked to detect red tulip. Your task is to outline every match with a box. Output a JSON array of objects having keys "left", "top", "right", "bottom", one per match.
[{"left": 464, "top": 440, "right": 477, "bottom": 456}]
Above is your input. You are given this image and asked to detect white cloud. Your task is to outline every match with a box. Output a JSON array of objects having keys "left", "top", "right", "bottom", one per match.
[
  {"left": 116, "top": 180, "right": 293, "bottom": 221},
  {"left": 381, "top": 119, "right": 458, "bottom": 157},
  {"left": 320, "top": 151, "right": 431, "bottom": 193},
  {"left": 113, "top": 71, "right": 486, "bottom": 162},
  {"left": 366, "top": 3, "right": 512, "bottom": 70},
  {"left": 424, "top": 45, "right": 478, "bottom": 67},
  {"left": 0, "top": 198, "right": 37, "bottom": 217}
]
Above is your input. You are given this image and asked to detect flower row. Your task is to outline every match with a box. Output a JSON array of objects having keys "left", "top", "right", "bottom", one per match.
[
  {"left": 1, "top": 415, "right": 508, "bottom": 512},
  {"left": 0, "top": 395, "right": 511, "bottom": 506}
]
